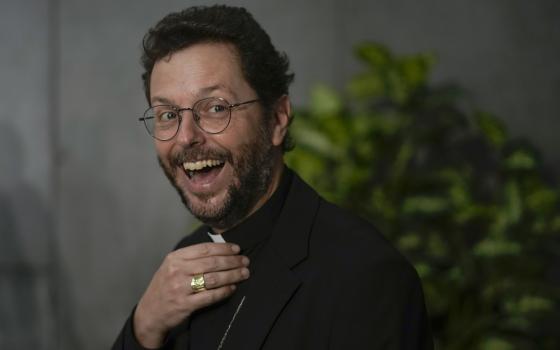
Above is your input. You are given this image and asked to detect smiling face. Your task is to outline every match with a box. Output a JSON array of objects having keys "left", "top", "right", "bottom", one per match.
[{"left": 150, "top": 42, "right": 289, "bottom": 231}]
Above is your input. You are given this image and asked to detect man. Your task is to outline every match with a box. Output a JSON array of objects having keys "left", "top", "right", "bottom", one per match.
[{"left": 113, "top": 5, "right": 433, "bottom": 350}]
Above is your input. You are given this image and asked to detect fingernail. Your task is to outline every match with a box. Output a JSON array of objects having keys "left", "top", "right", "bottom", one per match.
[
  {"left": 242, "top": 256, "right": 250, "bottom": 265},
  {"left": 231, "top": 244, "right": 240, "bottom": 253},
  {"left": 241, "top": 268, "right": 250, "bottom": 278}
]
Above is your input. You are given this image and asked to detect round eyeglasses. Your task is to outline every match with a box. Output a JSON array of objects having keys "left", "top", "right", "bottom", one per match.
[{"left": 139, "top": 97, "right": 260, "bottom": 141}]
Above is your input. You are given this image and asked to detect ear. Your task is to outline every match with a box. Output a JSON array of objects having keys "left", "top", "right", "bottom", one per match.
[{"left": 270, "top": 95, "right": 291, "bottom": 147}]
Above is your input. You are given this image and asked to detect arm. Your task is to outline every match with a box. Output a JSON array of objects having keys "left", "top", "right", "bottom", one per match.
[{"left": 112, "top": 310, "right": 151, "bottom": 350}]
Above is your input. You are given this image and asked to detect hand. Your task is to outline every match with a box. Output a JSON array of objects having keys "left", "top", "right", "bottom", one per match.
[{"left": 133, "top": 242, "right": 250, "bottom": 348}]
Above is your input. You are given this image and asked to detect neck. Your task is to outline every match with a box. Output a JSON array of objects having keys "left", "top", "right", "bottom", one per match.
[{"left": 211, "top": 159, "right": 285, "bottom": 234}]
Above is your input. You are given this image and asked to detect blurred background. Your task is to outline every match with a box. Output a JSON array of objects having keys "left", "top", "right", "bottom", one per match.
[{"left": 1, "top": 0, "right": 559, "bottom": 349}]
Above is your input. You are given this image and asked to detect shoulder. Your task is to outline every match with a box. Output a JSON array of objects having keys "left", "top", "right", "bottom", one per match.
[
  {"left": 287, "top": 171, "right": 411, "bottom": 272},
  {"left": 311, "top": 198, "right": 417, "bottom": 280}
]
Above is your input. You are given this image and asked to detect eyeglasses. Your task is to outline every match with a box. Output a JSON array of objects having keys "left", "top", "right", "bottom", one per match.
[{"left": 139, "top": 97, "right": 260, "bottom": 141}]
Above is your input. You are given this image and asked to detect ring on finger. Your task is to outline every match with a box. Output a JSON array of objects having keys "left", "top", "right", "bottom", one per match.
[{"left": 190, "top": 274, "right": 206, "bottom": 293}]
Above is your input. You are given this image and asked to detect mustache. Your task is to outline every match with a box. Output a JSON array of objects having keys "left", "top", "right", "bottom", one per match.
[{"left": 171, "top": 145, "right": 234, "bottom": 165}]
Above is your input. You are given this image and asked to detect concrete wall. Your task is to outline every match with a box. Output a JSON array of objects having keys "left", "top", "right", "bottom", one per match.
[
  {"left": 1, "top": 0, "right": 558, "bottom": 348},
  {"left": 0, "top": 0, "right": 56, "bottom": 348}
]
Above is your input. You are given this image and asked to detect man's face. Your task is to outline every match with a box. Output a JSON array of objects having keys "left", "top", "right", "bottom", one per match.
[{"left": 150, "top": 42, "right": 277, "bottom": 230}]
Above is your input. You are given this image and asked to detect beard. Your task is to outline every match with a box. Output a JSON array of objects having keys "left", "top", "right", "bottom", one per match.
[{"left": 158, "top": 122, "right": 276, "bottom": 230}]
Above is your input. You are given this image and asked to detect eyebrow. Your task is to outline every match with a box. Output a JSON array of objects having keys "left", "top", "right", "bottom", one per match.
[
  {"left": 151, "top": 96, "right": 174, "bottom": 105},
  {"left": 200, "top": 84, "right": 233, "bottom": 96},
  {"left": 150, "top": 85, "right": 236, "bottom": 106}
]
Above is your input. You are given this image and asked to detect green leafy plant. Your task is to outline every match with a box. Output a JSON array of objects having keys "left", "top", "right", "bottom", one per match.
[{"left": 286, "top": 42, "right": 560, "bottom": 350}]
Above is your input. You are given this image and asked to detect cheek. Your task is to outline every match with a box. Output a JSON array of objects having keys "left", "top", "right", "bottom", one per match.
[{"left": 155, "top": 141, "right": 173, "bottom": 160}]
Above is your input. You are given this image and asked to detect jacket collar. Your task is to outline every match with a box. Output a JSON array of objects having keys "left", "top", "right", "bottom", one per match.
[{"left": 221, "top": 171, "right": 321, "bottom": 349}]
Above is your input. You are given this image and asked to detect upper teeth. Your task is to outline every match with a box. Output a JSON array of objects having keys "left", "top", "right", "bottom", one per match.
[{"left": 183, "top": 159, "right": 223, "bottom": 171}]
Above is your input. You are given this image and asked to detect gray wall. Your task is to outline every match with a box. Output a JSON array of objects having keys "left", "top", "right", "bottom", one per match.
[{"left": 1, "top": 0, "right": 558, "bottom": 348}]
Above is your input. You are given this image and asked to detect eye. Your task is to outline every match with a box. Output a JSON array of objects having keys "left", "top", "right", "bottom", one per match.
[
  {"left": 195, "top": 98, "right": 230, "bottom": 118},
  {"left": 157, "top": 110, "right": 178, "bottom": 122},
  {"left": 208, "top": 104, "right": 228, "bottom": 114}
]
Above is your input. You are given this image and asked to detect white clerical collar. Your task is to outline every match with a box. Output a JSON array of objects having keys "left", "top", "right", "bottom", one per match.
[{"left": 207, "top": 231, "right": 226, "bottom": 243}]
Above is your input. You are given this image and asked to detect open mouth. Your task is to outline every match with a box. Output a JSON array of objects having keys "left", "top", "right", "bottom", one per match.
[{"left": 183, "top": 159, "right": 225, "bottom": 180}]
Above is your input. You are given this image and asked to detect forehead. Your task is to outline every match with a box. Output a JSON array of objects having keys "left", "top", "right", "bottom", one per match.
[{"left": 149, "top": 42, "right": 253, "bottom": 104}]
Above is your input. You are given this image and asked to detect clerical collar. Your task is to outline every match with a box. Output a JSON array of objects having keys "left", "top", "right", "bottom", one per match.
[{"left": 207, "top": 166, "right": 293, "bottom": 252}]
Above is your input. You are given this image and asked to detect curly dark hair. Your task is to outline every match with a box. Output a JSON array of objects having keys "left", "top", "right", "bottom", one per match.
[{"left": 141, "top": 5, "right": 295, "bottom": 151}]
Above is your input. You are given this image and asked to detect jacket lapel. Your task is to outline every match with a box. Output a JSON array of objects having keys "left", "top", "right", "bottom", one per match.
[{"left": 222, "top": 173, "right": 321, "bottom": 349}]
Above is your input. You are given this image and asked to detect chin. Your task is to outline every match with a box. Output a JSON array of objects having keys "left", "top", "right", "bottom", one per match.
[
  {"left": 182, "top": 187, "right": 229, "bottom": 218},
  {"left": 180, "top": 183, "right": 243, "bottom": 230}
]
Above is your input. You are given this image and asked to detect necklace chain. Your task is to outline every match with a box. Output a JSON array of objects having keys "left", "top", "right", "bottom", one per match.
[{"left": 216, "top": 296, "right": 246, "bottom": 350}]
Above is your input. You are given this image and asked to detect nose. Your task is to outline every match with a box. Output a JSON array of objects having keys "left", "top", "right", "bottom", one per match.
[{"left": 175, "top": 110, "right": 203, "bottom": 146}]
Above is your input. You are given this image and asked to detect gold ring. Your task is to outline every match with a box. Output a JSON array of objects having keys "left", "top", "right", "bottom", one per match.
[{"left": 190, "top": 274, "right": 206, "bottom": 293}]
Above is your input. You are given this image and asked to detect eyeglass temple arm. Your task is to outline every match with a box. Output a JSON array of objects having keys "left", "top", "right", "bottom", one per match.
[{"left": 230, "top": 99, "right": 260, "bottom": 108}]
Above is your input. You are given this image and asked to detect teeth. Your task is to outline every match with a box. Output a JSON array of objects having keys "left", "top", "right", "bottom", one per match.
[{"left": 182, "top": 159, "right": 224, "bottom": 171}]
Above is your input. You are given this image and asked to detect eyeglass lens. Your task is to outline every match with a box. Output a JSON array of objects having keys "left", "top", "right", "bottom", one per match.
[{"left": 143, "top": 97, "right": 231, "bottom": 140}]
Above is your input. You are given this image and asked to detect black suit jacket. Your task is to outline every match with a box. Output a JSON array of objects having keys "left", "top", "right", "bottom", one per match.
[{"left": 113, "top": 172, "right": 433, "bottom": 349}]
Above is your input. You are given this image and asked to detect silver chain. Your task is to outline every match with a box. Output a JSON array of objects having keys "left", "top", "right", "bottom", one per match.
[{"left": 216, "top": 296, "right": 246, "bottom": 350}]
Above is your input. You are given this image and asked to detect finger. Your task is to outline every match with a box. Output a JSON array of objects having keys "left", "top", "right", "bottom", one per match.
[
  {"left": 186, "top": 255, "right": 250, "bottom": 275},
  {"left": 188, "top": 285, "right": 237, "bottom": 308},
  {"left": 202, "top": 267, "right": 250, "bottom": 289},
  {"left": 173, "top": 242, "right": 241, "bottom": 260}
]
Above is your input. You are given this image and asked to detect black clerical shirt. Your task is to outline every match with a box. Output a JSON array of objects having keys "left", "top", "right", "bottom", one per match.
[{"left": 187, "top": 168, "right": 293, "bottom": 349}]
